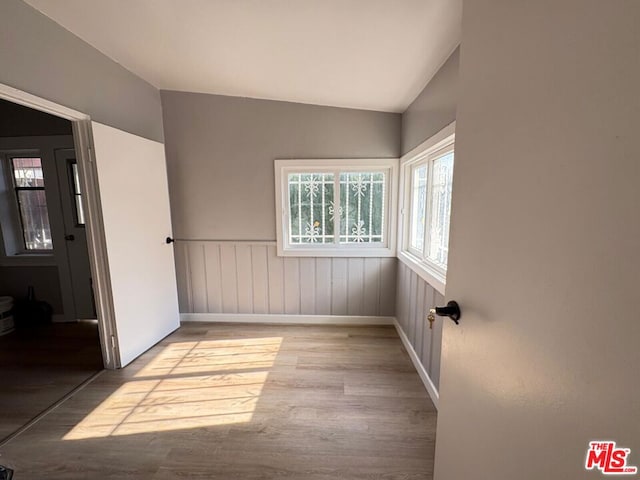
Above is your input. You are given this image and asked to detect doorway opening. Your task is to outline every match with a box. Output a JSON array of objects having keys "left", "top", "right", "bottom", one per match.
[{"left": 0, "top": 98, "right": 103, "bottom": 443}]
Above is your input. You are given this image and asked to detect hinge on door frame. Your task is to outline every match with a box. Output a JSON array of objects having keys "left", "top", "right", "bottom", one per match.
[
  {"left": 110, "top": 335, "right": 116, "bottom": 352},
  {"left": 87, "top": 146, "right": 94, "bottom": 162}
]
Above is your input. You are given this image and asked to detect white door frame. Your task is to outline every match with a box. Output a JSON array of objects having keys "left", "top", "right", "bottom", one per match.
[{"left": 0, "top": 82, "right": 120, "bottom": 369}]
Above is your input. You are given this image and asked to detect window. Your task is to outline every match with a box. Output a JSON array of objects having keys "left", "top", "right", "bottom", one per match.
[
  {"left": 10, "top": 157, "right": 53, "bottom": 251},
  {"left": 400, "top": 125, "right": 455, "bottom": 292},
  {"left": 408, "top": 145, "right": 454, "bottom": 271},
  {"left": 70, "top": 162, "right": 85, "bottom": 225},
  {"left": 275, "top": 159, "right": 398, "bottom": 257}
]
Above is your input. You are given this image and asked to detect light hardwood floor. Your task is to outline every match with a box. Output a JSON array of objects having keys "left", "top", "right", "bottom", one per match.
[{"left": 0, "top": 323, "right": 437, "bottom": 479}]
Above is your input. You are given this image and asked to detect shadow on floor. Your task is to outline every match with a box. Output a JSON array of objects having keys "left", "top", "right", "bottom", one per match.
[{"left": 0, "top": 321, "right": 103, "bottom": 442}]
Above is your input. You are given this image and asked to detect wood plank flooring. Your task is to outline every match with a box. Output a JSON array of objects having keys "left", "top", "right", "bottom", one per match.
[
  {"left": 0, "top": 323, "right": 437, "bottom": 479},
  {"left": 0, "top": 321, "right": 103, "bottom": 441}
]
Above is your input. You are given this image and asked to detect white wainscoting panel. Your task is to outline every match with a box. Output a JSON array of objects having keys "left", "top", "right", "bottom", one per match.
[
  {"left": 174, "top": 241, "right": 397, "bottom": 317},
  {"left": 395, "top": 260, "right": 444, "bottom": 391}
]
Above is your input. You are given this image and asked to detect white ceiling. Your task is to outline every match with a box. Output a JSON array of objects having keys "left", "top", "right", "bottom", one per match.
[{"left": 24, "top": 0, "right": 461, "bottom": 113}]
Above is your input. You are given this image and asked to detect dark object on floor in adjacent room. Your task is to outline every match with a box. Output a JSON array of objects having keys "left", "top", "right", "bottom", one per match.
[
  {"left": 14, "top": 286, "right": 53, "bottom": 328},
  {"left": 0, "top": 465, "right": 14, "bottom": 480}
]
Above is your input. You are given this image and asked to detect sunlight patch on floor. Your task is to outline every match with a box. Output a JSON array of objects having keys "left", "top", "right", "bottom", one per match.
[{"left": 63, "top": 337, "right": 283, "bottom": 440}]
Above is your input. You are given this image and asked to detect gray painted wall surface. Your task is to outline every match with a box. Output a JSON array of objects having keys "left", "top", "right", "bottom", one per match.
[
  {"left": 401, "top": 48, "right": 459, "bottom": 155},
  {"left": 175, "top": 241, "right": 396, "bottom": 316},
  {"left": 161, "top": 91, "right": 401, "bottom": 241},
  {"left": 0, "top": 0, "right": 163, "bottom": 142},
  {"left": 395, "top": 261, "right": 444, "bottom": 389},
  {"left": 394, "top": 48, "right": 459, "bottom": 393},
  {"left": 161, "top": 91, "right": 400, "bottom": 315}
]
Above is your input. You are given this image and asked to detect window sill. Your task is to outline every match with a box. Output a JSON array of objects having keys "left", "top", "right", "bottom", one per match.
[
  {"left": 398, "top": 250, "right": 446, "bottom": 295},
  {"left": 0, "top": 254, "right": 56, "bottom": 267},
  {"left": 278, "top": 245, "right": 395, "bottom": 258}
]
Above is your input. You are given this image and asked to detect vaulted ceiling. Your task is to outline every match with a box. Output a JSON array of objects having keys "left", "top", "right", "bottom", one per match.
[{"left": 24, "top": 0, "right": 461, "bottom": 112}]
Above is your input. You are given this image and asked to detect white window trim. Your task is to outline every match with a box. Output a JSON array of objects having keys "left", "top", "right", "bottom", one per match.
[
  {"left": 0, "top": 143, "right": 62, "bottom": 265},
  {"left": 275, "top": 158, "right": 399, "bottom": 257},
  {"left": 398, "top": 122, "right": 456, "bottom": 294},
  {"left": 1, "top": 150, "right": 54, "bottom": 254}
]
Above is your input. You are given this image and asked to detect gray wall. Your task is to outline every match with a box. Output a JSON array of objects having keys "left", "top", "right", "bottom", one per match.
[
  {"left": 401, "top": 48, "right": 459, "bottom": 155},
  {"left": 161, "top": 91, "right": 401, "bottom": 241},
  {"left": 161, "top": 91, "right": 401, "bottom": 315},
  {"left": 0, "top": 99, "right": 72, "bottom": 137},
  {"left": 395, "top": 47, "right": 460, "bottom": 395},
  {"left": 0, "top": 0, "right": 163, "bottom": 142}
]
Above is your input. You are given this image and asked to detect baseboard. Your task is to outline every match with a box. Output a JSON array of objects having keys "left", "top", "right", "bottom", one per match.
[
  {"left": 393, "top": 319, "right": 439, "bottom": 410},
  {"left": 180, "top": 313, "right": 395, "bottom": 326}
]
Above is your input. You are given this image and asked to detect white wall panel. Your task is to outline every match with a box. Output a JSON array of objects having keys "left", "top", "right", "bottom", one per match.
[
  {"left": 188, "top": 244, "right": 207, "bottom": 313},
  {"left": 347, "top": 258, "right": 364, "bottom": 316},
  {"left": 250, "top": 245, "right": 269, "bottom": 314},
  {"left": 175, "top": 241, "right": 396, "bottom": 318},
  {"left": 331, "top": 258, "right": 348, "bottom": 315},
  {"left": 204, "top": 243, "right": 222, "bottom": 313},
  {"left": 415, "top": 282, "right": 426, "bottom": 359},
  {"left": 363, "top": 258, "right": 380, "bottom": 316},
  {"left": 283, "top": 257, "right": 300, "bottom": 315},
  {"left": 395, "top": 261, "right": 443, "bottom": 390},
  {"left": 315, "top": 258, "right": 332, "bottom": 315},
  {"left": 219, "top": 244, "right": 238, "bottom": 313},
  {"left": 299, "top": 258, "right": 316, "bottom": 315},
  {"left": 235, "top": 244, "right": 253, "bottom": 313},
  {"left": 378, "top": 258, "right": 396, "bottom": 317},
  {"left": 266, "top": 245, "right": 284, "bottom": 313}
]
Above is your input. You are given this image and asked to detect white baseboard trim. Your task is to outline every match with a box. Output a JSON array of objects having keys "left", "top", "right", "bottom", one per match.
[
  {"left": 180, "top": 313, "right": 395, "bottom": 326},
  {"left": 393, "top": 319, "right": 439, "bottom": 410}
]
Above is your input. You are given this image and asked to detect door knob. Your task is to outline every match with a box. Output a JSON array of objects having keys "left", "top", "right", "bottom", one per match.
[
  {"left": 430, "top": 300, "right": 461, "bottom": 325},
  {"left": 165, "top": 237, "right": 175, "bottom": 244},
  {"left": 65, "top": 234, "right": 75, "bottom": 241},
  {"left": 0, "top": 465, "right": 14, "bottom": 479}
]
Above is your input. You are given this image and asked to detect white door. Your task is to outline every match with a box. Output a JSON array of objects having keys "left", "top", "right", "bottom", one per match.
[
  {"left": 55, "top": 149, "right": 95, "bottom": 319},
  {"left": 91, "top": 122, "right": 179, "bottom": 367},
  {"left": 433, "top": 2, "right": 639, "bottom": 479}
]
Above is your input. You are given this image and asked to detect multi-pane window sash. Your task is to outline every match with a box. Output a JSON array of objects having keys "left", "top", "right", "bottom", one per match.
[
  {"left": 287, "top": 170, "right": 386, "bottom": 246},
  {"left": 70, "top": 162, "right": 86, "bottom": 225},
  {"left": 407, "top": 144, "right": 454, "bottom": 274},
  {"left": 10, "top": 157, "right": 53, "bottom": 251}
]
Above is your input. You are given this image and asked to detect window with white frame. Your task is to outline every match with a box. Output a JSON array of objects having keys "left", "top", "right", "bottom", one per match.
[
  {"left": 9, "top": 156, "right": 53, "bottom": 251},
  {"left": 275, "top": 159, "right": 398, "bottom": 257},
  {"left": 400, "top": 128, "right": 455, "bottom": 290}
]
